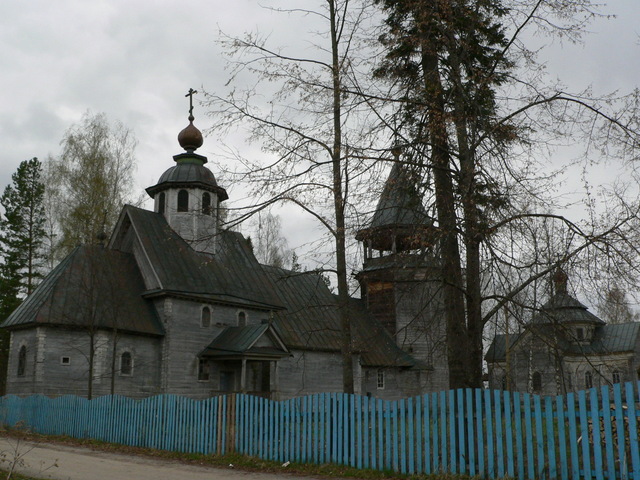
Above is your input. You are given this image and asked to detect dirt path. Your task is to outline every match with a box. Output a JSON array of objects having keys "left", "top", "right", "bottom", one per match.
[{"left": 0, "top": 437, "right": 323, "bottom": 480}]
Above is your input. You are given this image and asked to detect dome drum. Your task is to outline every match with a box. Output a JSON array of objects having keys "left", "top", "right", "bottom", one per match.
[{"left": 146, "top": 159, "right": 228, "bottom": 201}]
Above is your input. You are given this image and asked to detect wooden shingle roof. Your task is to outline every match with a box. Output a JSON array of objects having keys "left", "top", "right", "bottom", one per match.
[
  {"left": 123, "top": 206, "right": 284, "bottom": 310},
  {"left": 2, "top": 245, "right": 163, "bottom": 336},
  {"left": 262, "top": 265, "right": 415, "bottom": 368}
]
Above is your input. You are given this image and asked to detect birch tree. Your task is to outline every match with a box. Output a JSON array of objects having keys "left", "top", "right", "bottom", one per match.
[
  {"left": 51, "top": 112, "right": 139, "bottom": 256},
  {"left": 206, "top": 0, "right": 383, "bottom": 392}
]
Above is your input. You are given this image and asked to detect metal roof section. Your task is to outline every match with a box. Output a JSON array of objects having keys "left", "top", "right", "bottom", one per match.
[
  {"left": 566, "top": 322, "right": 640, "bottom": 355},
  {"left": 122, "top": 206, "right": 284, "bottom": 310},
  {"left": 1, "top": 245, "right": 163, "bottom": 336},
  {"left": 484, "top": 333, "right": 522, "bottom": 363},
  {"left": 261, "top": 265, "right": 415, "bottom": 368},
  {"left": 200, "top": 324, "right": 290, "bottom": 359},
  {"left": 486, "top": 322, "right": 640, "bottom": 363}
]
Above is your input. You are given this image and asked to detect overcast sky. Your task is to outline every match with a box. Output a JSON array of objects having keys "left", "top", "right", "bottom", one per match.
[{"left": 0, "top": 0, "right": 638, "bottom": 254}]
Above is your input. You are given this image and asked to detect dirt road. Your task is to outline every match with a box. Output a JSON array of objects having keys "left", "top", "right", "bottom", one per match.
[{"left": 0, "top": 437, "right": 324, "bottom": 480}]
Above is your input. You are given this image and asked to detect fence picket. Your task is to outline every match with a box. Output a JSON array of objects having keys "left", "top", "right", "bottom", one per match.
[
  {"left": 494, "top": 390, "right": 504, "bottom": 478},
  {"left": 545, "top": 395, "right": 557, "bottom": 480},
  {"left": 625, "top": 382, "right": 640, "bottom": 479},
  {"left": 504, "top": 391, "right": 514, "bottom": 479},
  {"left": 556, "top": 395, "right": 568, "bottom": 480},
  {"left": 475, "top": 389, "right": 484, "bottom": 477}
]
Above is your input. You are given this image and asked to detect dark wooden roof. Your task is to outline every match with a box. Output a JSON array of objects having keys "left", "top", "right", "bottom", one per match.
[
  {"left": 356, "top": 163, "right": 433, "bottom": 251},
  {"left": 1, "top": 245, "right": 163, "bottom": 336},
  {"left": 261, "top": 265, "right": 415, "bottom": 368},
  {"left": 123, "top": 206, "right": 284, "bottom": 310},
  {"left": 530, "top": 292, "right": 605, "bottom": 325},
  {"left": 145, "top": 155, "right": 228, "bottom": 200},
  {"left": 200, "top": 324, "right": 289, "bottom": 359}
]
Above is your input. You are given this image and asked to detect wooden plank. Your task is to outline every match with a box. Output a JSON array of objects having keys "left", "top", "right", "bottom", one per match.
[
  {"left": 600, "top": 385, "right": 615, "bottom": 480},
  {"left": 457, "top": 389, "right": 465, "bottom": 474},
  {"left": 578, "top": 390, "right": 592, "bottom": 480},
  {"left": 319, "top": 393, "right": 325, "bottom": 464},
  {"left": 449, "top": 390, "right": 456, "bottom": 473},
  {"left": 424, "top": 394, "right": 431, "bottom": 475},
  {"left": 475, "top": 389, "right": 484, "bottom": 477},
  {"left": 440, "top": 391, "right": 447, "bottom": 472},
  {"left": 466, "top": 389, "right": 476, "bottom": 477},
  {"left": 494, "top": 390, "right": 505, "bottom": 478},
  {"left": 533, "top": 395, "right": 544, "bottom": 479},
  {"left": 566, "top": 392, "right": 580, "bottom": 480},
  {"left": 350, "top": 395, "right": 356, "bottom": 468},
  {"left": 385, "top": 400, "right": 391, "bottom": 471},
  {"left": 377, "top": 398, "right": 384, "bottom": 470},
  {"left": 625, "top": 382, "right": 640, "bottom": 479},
  {"left": 589, "top": 388, "right": 604, "bottom": 480},
  {"left": 363, "top": 395, "right": 369, "bottom": 470},
  {"left": 432, "top": 392, "right": 439, "bottom": 473},
  {"left": 555, "top": 395, "right": 568, "bottom": 480},
  {"left": 400, "top": 398, "right": 407, "bottom": 474},
  {"left": 392, "top": 399, "right": 399, "bottom": 472},
  {"left": 544, "top": 395, "right": 557, "bottom": 480},
  {"left": 356, "top": 395, "right": 362, "bottom": 469},
  {"left": 484, "top": 389, "right": 495, "bottom": 479},
  {"left": 523, "top": 393, "right": 534, "bottom": 480},
  {"left": 612, "top": 384, "right": 627, "bottom": 480},
  {"left": 513, "top": 392, "right": 524, "bottom": 480},
  {"left": 504, "top": 391, "right": 514, "bottom": 479},
  {"left": 412, "top": 396, "right": 421, "bottom": 474}
]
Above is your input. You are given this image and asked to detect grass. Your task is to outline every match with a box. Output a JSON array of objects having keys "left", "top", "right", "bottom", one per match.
[
  {"left": 0, "top": 470, "right": 45, "bottom": 480},
  {"left": 0, "top": 428, "right": 478, "bottom": 480}
]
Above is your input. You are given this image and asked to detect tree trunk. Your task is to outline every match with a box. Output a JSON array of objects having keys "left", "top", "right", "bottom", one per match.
[
  {"left": 330, "top": 0, "right": 354, "bottom": 393},
  {"left": 419, "top": 37, "right": 468, "bottom": 389}
]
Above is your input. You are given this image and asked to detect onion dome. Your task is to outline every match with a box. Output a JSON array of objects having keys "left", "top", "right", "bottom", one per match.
[
  {"left": 145, "top": 90, "right": 228, "bottom": 201},
  {"left": 178, "top": 115, "right": 204, "bottom": 152}
]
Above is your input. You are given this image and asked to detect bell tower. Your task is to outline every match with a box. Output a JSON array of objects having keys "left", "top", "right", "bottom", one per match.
[
  {"left": 145, "top": 90, "right": 228, "bottom": 254},
  {"left": 356, "top": 159, "right": 447, "bottom": 382}
]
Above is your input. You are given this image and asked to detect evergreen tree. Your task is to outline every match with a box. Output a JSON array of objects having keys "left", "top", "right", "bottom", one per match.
[
  {"left": 0, "top": 157, "right": 46, "bottom": 394},
  {"left": 0, "top": 157, "right": 47, "bottom": 304}
]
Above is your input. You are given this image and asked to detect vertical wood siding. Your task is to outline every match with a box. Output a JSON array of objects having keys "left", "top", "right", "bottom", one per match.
[{"left": 0, "top": 382, "right": 639, "bottom": 480}]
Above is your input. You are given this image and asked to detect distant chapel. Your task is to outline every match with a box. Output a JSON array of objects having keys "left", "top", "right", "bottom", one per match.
[
  {"left": 486, "top": 269, "right": 640, "bottom": 395},
  {"left": 2, "top": 104, "right": 450, "bottom": 400}
]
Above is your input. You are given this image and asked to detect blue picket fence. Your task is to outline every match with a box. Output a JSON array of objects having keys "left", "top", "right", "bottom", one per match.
[{"left": 0, "top": 383, "right": 639, "bottom": 480}]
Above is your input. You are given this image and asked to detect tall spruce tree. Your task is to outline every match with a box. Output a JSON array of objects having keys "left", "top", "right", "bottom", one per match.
[
  {"left": 0, "top": 157, "right": 47, "bottom": 305},
  {"left": 374, "top": 0, "right": 514, "bottom": 389},
  {"left": 0, "top": 158, "right": 46, "bottom": 394}
]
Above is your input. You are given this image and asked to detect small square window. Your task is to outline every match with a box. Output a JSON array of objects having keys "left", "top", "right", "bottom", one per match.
[{"left": 60, "top": 356, "right": 71, "bottom": 366}]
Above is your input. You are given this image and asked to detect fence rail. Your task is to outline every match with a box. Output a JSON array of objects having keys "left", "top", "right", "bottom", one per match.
[{"left": 1, "top": 382, "right": 639, "bottom": 480}]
